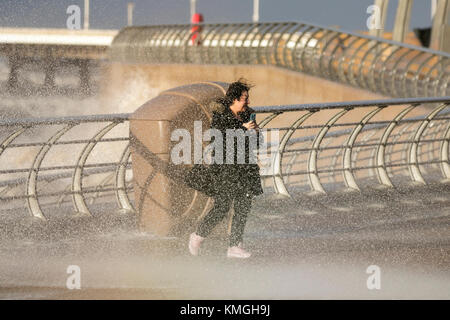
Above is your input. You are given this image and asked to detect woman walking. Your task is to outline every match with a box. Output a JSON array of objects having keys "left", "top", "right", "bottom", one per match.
[{"left": 187, "top": 79, "right": 263, "bottom": 259}]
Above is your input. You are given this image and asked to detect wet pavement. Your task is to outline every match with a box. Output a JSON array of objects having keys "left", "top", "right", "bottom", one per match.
[{"left": 0, "top": 182, "right": 449, "bottom": 299}]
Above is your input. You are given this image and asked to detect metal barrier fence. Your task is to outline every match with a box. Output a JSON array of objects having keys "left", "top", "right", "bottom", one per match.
[
  {"left": 0, "top": 97, "right": 448, "bottom": 221},
  {"left": 254, "top": 96, "right": 450, "bottom": 196},
  {"left": 0, "top": 113, "right": 133, "bottom": 221},
  {"left": 109, "top": 22, "right": 450, "bottom": 98}
]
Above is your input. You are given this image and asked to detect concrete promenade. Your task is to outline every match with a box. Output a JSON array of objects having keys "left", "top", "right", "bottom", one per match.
[{"left": 0, "top": 182, "right": 448, "bottom": 299}]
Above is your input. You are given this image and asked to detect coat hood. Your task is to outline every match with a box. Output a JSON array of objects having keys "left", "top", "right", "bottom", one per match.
[
  {"left": 208, "top": 99, "right": 256, "bottom": 115},
  {"left": 208, "top": 100, "right": 227, "bottom": 114}
]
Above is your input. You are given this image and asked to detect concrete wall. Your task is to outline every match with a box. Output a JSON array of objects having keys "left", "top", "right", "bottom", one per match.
[{"left": 100, "top": 63, "right": 386, "bottom": 114}]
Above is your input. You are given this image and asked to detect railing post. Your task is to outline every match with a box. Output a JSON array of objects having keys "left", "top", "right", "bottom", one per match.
[
  {"left": 393, "top": 0, "right": 413, "bottom": 43},
  {"left": 407, "top": 103, "right": 447, "bottom": 184},
  {"left": 27, "top": 124, "right": 76, "bottom": 221},
  {"left": 430, "top": 0, "right": 450, "bottom": 52},
  {"left": 375, "top": 104, "right": 417, "bottom": 188},
  {"left": 440, "top": 122, "right": 450, "bottom": 181},
  {"left": 72, "top": 122, "right": 120, "bottom": 216},
  {"left": 273, "top": 111, "right": 315, "bottom": 197},
  {"left": 115, "top": 144, "right": 135, "bottom": 213},
  {"left": 342, "top": 106, "right": 384, "bottom": 191},
  {"left": 307, "top": 109, "right": 349, "bottom": 194}
]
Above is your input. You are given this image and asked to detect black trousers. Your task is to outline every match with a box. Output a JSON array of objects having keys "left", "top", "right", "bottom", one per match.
[{"left": 196, "top": 192, "right": 253, "bottom": 247}]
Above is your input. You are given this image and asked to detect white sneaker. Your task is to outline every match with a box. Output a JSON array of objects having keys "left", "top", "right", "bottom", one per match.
[
  {"left": 188, "top": 232, "right": 204, "bottom": 256},
  {"left": 227, "top": 246, "right": 251, "bottom": 259}
]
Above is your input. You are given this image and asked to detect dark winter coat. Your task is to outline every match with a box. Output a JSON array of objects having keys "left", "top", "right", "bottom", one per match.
[{"left": 185, "top": 100, "right": 263, "bottom": 198}]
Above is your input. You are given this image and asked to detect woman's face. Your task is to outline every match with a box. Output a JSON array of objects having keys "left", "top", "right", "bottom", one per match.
[{"left": 236, "top": 91, "right": 250, "bottom": 112}]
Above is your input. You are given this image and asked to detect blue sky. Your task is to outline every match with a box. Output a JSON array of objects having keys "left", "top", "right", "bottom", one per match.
[{"left": 0, "top": 0, "right": 433, "bottom": 32}]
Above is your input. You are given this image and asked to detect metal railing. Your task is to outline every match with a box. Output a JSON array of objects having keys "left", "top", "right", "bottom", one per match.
[
  {"left": 0, "top": 97, "right": 448, "bottom": 221},
  {"left": 253, "top": 96, "right": 450, "bottom": 196},
  {"left": 0, "top": 113, "right": 133, "bottom": 221},
  {"left": 109, "top": 22, "right": 450, "bottom": 98}
]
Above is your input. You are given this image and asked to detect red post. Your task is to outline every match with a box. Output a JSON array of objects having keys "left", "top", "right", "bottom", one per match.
[{"left": 190, "top": 13, "right": 204, "bottom": 46}]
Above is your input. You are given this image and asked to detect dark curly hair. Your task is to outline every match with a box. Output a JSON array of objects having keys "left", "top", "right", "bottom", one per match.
[{"left": 218, "top": 78, "right": 254, "bottom": 107}]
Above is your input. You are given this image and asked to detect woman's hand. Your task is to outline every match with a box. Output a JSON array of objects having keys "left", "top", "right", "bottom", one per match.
[{"left": 243, "top": 121, "right": 259, "bottom": 131}]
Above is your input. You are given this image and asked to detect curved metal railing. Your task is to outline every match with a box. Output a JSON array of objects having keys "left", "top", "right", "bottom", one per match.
[
  {"left": 0, "top": 113, "right": 134, "bottom": 221},
  {"left": 109, "top": 22, "right": 450, "bottom": 98},
  {"left": 0, "top": 96, "right": 448, "bottom": 221},
  {"left": 253, "top": 96, "right": 450, "bottom": 196}
]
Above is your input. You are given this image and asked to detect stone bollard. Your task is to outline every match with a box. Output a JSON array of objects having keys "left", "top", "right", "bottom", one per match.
[{"left": 129, "top": 82, "right": 228, "bottom": 236}]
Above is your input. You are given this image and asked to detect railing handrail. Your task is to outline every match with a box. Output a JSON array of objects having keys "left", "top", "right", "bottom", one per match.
[
  {"left": 252, "top": 96, "right": 450, "bottom": 113},
  {"left": 0, "top": 113, "right": 131, "bottom": 127},
  {"left": 1, "top": 97, "right": 448, "bottom": 128}
]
